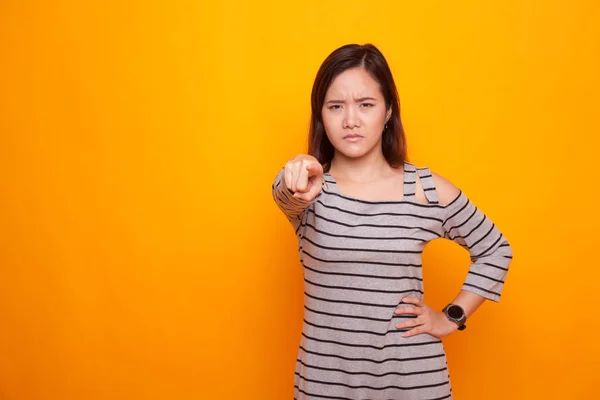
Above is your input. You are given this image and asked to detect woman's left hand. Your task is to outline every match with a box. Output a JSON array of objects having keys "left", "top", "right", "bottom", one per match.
[{"left": 395, "top": 296, "right": 459, "bottom": 339}]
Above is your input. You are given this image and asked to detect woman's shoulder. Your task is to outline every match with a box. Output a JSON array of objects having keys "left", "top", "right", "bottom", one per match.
[
  {"left": 431, "top": 171, "right": 461, "bottom": 206},
  {"left": 414, "top": 163, "right": 461, "bottom": 207}
]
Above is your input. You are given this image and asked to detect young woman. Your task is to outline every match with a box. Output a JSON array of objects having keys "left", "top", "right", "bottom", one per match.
[{"left": 271, "top": 43, "right": 513, "bottom": 400}]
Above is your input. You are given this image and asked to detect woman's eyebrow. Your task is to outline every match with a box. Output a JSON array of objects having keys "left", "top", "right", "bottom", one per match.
[
  {"left": 325, "top": 96, "right": 377, "bottom": 104},
  {"left": 354, "top": 96, "right": 377, "bottom": 102}
]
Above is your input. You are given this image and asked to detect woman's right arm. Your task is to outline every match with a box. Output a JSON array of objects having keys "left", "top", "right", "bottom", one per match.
[{"left": 271, "top": 155, "right": 324, "bottom": 222}]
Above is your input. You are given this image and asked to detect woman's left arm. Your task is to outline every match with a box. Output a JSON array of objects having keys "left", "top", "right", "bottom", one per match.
[
  {"left": 396, "top": 172, "right": 513, "bottom": 338},
  {"left": 435, "top": 172, "right": 514, "bottom": 306}
]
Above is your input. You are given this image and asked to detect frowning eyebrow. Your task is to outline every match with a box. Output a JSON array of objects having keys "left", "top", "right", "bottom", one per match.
[{"left": 325, "top": 97, "right": 378, "bottom": 104}]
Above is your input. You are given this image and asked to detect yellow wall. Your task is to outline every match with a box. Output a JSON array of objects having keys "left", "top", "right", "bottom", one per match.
[{"left": 1, "top": 1, "right": 598, "bottom": 398}]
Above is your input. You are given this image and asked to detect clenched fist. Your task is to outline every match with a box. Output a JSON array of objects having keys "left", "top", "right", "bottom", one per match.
[{"left": 284, "top": 155, "right": 324, "bottom": 202}]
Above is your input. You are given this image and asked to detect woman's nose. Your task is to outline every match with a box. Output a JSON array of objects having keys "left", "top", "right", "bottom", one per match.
[{"left": 343, "top": 106, "right": 360, "bottom": 128}]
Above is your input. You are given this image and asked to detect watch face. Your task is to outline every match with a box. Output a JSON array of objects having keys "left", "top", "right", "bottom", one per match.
[{"left": 447, "top": 305, "right": 464, "bottom": 319}]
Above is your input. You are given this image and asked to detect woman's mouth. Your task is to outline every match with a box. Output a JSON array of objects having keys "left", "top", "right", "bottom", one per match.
[{"left": 343, "top": 134, "right": 363, "bottom": 142}]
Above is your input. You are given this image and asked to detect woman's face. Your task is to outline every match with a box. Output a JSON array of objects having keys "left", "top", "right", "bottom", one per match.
[{"left": 322, "top": 67, "right": 391, "bottom": 160}]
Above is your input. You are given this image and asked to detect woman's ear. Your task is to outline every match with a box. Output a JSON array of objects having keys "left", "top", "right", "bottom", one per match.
[{"left": 385, "top": 108, "right": 392, "bottom": 123}]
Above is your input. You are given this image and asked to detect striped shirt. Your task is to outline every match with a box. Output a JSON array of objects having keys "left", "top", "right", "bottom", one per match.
[{"left": 271, "top": 160, "right": 513, "bottom": 399}]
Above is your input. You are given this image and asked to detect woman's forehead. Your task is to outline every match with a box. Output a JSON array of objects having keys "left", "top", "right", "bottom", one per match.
[
  {"left": 326, "top": 68, "right": 381, "bottom": 98},
  {"left": 325, "top": 85, "right": 381, "bottom": 101}
]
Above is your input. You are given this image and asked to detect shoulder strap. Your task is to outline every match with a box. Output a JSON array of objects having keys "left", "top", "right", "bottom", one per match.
[
  {"left": 416, "top": 167, "right": 439, "bottom": 204},
  {"left": 403, "top": 161, "right": 417, "bottom": 201}
]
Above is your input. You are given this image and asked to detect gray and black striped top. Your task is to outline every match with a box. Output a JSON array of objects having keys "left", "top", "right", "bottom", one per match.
[{"left": 272, "top": 160, "right": 513, "bottom": 400}]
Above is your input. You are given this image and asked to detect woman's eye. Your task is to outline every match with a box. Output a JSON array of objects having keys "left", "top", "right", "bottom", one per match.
[
  {"left": 328, "top": 105, "right": 341, "bottom": 110},
  {"left": 361, "top": 103, "right": 374, "bottom": 107}
]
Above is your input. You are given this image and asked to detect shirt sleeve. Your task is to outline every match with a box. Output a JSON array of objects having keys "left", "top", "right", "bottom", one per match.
[
  {"left": 441, "top": 190, "right": 514, "bottom": 302},
  {"left": 271, "top": 166, "right": 320, "bottom": 230}
]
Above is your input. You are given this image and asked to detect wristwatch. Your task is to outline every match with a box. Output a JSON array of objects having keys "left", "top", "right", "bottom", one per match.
[{"left": 442, "top": 304, "right": 467, "bottom": 330}]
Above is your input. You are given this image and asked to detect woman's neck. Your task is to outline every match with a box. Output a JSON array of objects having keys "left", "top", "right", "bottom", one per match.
[{"left": 328, "top": 151, "right": 394, "bottom": 184}]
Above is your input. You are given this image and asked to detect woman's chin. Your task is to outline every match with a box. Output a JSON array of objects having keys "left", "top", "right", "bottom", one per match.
[{"left": 336, "top": 146, "right": 373, "bottom": 159}]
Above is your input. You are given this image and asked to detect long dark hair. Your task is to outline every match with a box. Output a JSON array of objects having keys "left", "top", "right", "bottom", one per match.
[{"left": 307, "top": 43, "right": 408, "bottom": 172}]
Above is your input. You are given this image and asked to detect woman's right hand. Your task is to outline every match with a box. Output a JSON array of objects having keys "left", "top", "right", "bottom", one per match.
[{"left": 284, "top": 154, "right": 324, "bottom": 202}]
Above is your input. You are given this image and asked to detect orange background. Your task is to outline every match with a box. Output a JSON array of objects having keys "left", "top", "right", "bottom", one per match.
[{"left": 1, "top": 1, "right": 598, "bottom": 399}]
